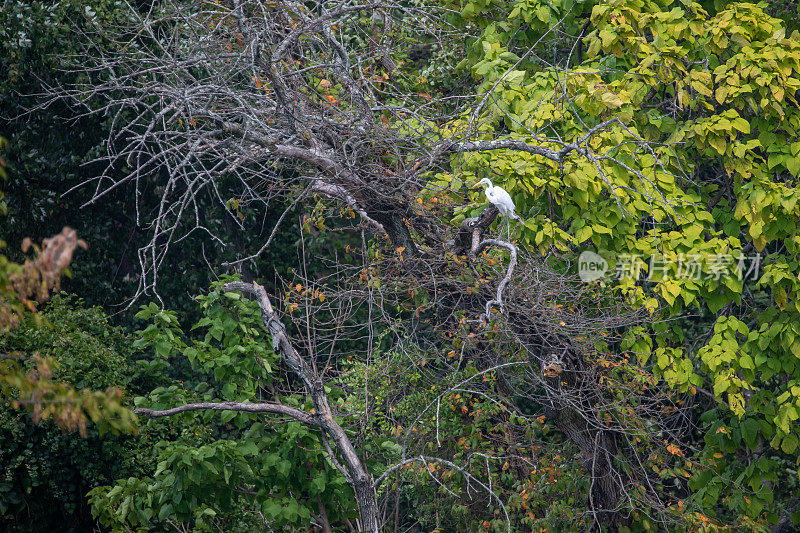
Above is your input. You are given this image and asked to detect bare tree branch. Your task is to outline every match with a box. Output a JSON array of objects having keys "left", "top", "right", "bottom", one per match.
[{"left": 134, "top": 400, "right": 320, "bottom": 425}]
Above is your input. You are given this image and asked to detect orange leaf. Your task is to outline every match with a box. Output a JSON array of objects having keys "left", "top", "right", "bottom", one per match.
[{"left": 666, "top": 443, "right": 684, "bottom": 457}]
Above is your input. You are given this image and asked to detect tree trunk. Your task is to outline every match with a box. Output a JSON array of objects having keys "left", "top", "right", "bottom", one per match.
[{"left": 550, "top": 406, "right": 622, "bottom": 529}]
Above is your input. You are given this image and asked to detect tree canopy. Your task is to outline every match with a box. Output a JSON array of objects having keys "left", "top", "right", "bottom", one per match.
[{"left": 2, "top": 0, "right": 800, "bottom": 531}]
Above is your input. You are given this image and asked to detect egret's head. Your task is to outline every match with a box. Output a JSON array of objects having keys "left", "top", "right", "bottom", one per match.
[{"left": 472, "top": 177, "right": 493, "bottom": 189}]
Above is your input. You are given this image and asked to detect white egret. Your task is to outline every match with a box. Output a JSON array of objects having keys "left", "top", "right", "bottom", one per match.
[{"left": 472, "top": 177, "right": 521, "bottom": 237}]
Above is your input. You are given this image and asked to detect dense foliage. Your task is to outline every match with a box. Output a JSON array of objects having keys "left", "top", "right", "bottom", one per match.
[
  {"left": 3, "top": 0, "right": 800, "bottom": 531},
  {"left": 0, "top": 297, "right": 151, "bottom": 531},
  {"left": 90, "top": 284, "right": 371, "bottom": 531},
  {"left": 446, "top": 0, "right": 800, "bottom": 527}
]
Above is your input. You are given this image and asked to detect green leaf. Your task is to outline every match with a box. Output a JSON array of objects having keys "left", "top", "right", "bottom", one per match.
[
  {"left": 741, "top": 419, "right": 759, "bottom": 450},
  {"left": 732, "top": 117, "right": 750, "bottom": 134},
  {"left": 239, "top": 441, "right": 258, "bottom": 455},
  {"left": 158, "top": 503, "right": 174, "bottom": 521},
  {"left": 713, "top": 376, "right": 730, "bottom": 396},
  {"left": 574, "top": 225, "right": 592, "bottom": 243},
  {"left": 499, "top": 51, "right": 521, "bottom": 63},
  {"left": 781, "top": 433, "right": 798, "bottom": 454},
  {"left": 599, "top": 29, "right": 616, "bottom": 48},
  {"left": 262, "top": 499, "right": 281, "bottom": 519},
  {"left": 311, "top": 472, "right": 327, "bottom": 494}
]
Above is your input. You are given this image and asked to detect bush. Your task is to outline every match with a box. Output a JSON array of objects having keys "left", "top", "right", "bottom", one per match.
[{"left": 0, "top": 295, "right": 160, "bottom": 531}]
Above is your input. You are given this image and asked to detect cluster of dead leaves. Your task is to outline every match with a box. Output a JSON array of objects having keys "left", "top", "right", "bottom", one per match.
[
  {"left": 1, "top": 227, "right": 87, "bottom": 331},
  {"left": 2, "top": 354, "right": 129, "bottom": 437}
]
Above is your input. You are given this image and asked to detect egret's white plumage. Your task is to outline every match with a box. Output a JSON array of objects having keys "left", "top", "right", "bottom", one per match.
[{"left": 473, "top": 177, "right": 521, "bottom": 236}]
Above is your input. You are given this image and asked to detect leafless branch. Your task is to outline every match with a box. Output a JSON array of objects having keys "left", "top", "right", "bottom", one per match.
[{"left": 134, "top": 400, "right": 320, "bottom": 425}]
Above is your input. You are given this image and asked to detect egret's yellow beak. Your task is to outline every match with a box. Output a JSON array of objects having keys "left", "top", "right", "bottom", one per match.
[{"left": 471, "top": 182, "right": 483, "bottom": 188}]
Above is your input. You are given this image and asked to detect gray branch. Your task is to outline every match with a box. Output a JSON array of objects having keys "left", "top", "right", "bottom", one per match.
[{"left": 134, "top": 401, "right": 321, "bottom": 426}]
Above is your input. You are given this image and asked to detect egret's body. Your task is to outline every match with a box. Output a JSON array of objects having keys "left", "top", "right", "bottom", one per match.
[{"left": 473, "top": 177, "right": 520, "bottom": 237}]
